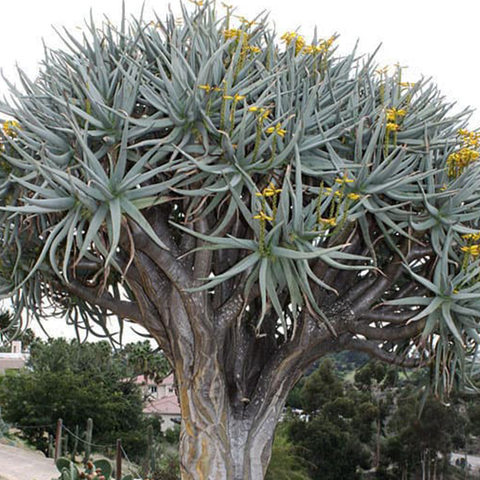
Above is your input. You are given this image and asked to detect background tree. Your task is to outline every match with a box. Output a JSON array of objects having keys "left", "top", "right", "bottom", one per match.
[
  {"left": 1, "top": 1, "right": 479, "bottom": 478},
  {"left": 0, "top": 308, "right": 35, "bottom": 349},
  {"left": 382, "top": 386, "right": 466, "bottom": 479},
  {"left": 0, "top": 338, "right": 147, "bottom": 456},
  {"left": 120, "top": 340, "right": 171, "bottom": 384},
  {"left": 285, "top": 359, "right": 375, "bottom": 480}
]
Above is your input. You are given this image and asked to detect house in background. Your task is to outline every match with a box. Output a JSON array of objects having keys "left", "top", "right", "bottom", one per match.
[
  {"left": 132, "top": 373, "right": 181, "bottom": 431},
  {"left": 0, "top": 341, "right": 29, "bottom": 374}
]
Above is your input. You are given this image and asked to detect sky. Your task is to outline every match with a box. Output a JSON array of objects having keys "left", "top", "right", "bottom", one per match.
[{"left": 1, "top": 0, "right": 479, "bottom": 341}]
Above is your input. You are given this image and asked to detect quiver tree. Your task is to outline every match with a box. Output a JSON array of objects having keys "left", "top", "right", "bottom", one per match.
[{"left": 1, "top": 2, "right": 480, "bottom": 478}]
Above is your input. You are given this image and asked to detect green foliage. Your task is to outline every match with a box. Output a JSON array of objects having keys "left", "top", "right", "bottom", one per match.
[
  {"left": 0, "top": 339, "right": 147, "bottom": 457},
  {"left": 283, "top": 360, "right": 376, "bottom": 479},
  {"left": 300, "top": 358, "right": 344, "bottom": 413},
  {"left": 120, "top": 341, "right": 170, "bottom": 383},
  {"left": 382, "top": 387, "right": 465, "bottom": 478},
  {"left": 0, "top": 308, "right": 35, "bottom": 349},
  {"left": 265, "top": 425, "right": 312, "bottom": 480}
]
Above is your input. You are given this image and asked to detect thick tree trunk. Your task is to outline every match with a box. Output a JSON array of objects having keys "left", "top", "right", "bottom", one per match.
[
  {"left": 107, "top": 216, "right": 429, "bottom": 479},
  {"left": 175, "top": 358, "right": 286, "bottom": 480}
]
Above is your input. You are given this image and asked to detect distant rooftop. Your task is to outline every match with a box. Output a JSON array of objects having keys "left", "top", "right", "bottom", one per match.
[
  {"left": 144, "top": 395, "right": 181, "bottom": 415},
  {"left": 132, "top": 372, "right": 175, "bottom": 386}
]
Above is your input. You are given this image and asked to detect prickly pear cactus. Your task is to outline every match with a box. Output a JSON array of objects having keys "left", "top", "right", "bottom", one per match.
[{"left": 54, "top": 458, "right": 116, "bottom": 480}]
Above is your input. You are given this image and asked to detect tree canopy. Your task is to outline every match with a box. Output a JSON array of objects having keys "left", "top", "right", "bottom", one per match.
[
  {"left": 1, "top": 1, "right": 480, "bottom": 477},
  {"left": 0, "top": 338, "right": 147, "bottom": 456}
]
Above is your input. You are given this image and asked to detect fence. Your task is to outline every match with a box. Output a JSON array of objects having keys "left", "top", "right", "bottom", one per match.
[{"left": 2, "top": 416, "right": 142, "bottom": 479}]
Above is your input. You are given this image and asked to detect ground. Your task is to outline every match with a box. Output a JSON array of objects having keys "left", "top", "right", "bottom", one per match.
[{"left": 0, "top": 442, "right": 57, "bottom": 480}]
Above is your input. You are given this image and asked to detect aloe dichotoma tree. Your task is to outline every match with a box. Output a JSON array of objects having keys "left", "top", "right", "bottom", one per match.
[{"left": 1, "top": 2, "right": 480, "bottom": 478}]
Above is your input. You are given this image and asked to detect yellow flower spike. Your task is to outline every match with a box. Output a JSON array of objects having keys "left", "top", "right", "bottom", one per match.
[
  {"left": 237, "top": 16, "right": 257, "bottom": 28},
  {"left": 399, "top": 82, "right": 415, "bottom": 88},
  {"left": 325, "top": 36, "right": 335, "bottom": 48},
  {"left": 199, "top": 84, "right": 213, "bottom": 93},
  {"left": 255, "top": 183, "right": 282, "bottom": 198},
  {"left": 294, "top": 36, "right": 306, "bottom": 55},
  {"left": 324, "top": 188, "right": 343, "bottom": 198},
  {"left": 267, "top": 182, "right": 282, "bottom": 194},
  {"left": 319, "top": 218, "right": 337, "bottom": 227},
  {"left": 223, "top": 95, "right": 234, "bottom": 100},
  {"left": 188, "top": 0, "right": 204, "bottom": 6},
  {"left": 386, "top": 108, "right": 407, "bottom": 121},
  {"left": 2, "top": 120, "right": 20, "bottom": 137},
  {"left": 266, "top": 123, "right": 286, "bottom": 138},
  {"left": 462, "top": 233, "right": 480, "bottom": 242},
  {"left": 461, "top": 245, "right": 480, "bottom": 257},
  {"left": 249, "top": 106, "right": 260, "bottom": 112},
  {"left": 335, "top": 177, "right": 354, "bottom": 184},
  {"left": 281, "top": 31, "right": 305, "bottom": 55},
  {"left": 253, "top": 211, "right": 273, "bottom": 222},
  {"left": 281, "top": 32, "right": 298, "bottom": 43},
  {"left": 247, "top": 45, "right": 261, "bottom": 54},
  {"left": 347, "top": 193, "right": 362, "bottom": 201},
  {"left": 259, "top": 109, "right": 271, "bottom": 121},
  {"left": 234, "top": 93, "right": 245, "bottom": 101},
  {"left": 223, "top": 28, "right": 243, "bottom": 39},
  {"left": 386, "top": 122, "right": 400, "bottom": 132}
]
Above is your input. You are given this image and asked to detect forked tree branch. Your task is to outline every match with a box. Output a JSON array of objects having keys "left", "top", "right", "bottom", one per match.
[
  {"left": 347, "top": 337, "right": 425, "bottom": 367},
  {"left": 66, "top": 280, "right": 143, "bottom": 323},
  {"left": 350, "top": 319, "right": 426, "bottom": 341}
]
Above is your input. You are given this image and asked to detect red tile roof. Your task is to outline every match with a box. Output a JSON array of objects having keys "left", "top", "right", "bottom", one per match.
[
  {"left": 132, "top": 372, "right": 175, "bottom": 386},
  {"left": 144, "top": 395, "right": 181, "bottom": 415}
]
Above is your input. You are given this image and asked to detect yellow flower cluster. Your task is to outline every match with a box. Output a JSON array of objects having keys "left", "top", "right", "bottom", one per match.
[
  {"left": 447, "top": 130, "right": 480, "bottom": 178},
  {"left": 266, "top": 123, "right": 286, "bottom": 138},
  {"left": 386, "top": 122, "right": 400, "bottom": 133},
  {"left": 462, "top": 232, "right": 480, "bottom": 242},
  {"left": 335, "top": 177, "right": 354, "bottom": 185},
  {"left": 458, "top": 129, "right": 480, "bottom": 148},
  {"left": 281, "top": 32, "right": 334, "bottom": 56},
  {"left": 224, "top": 93, "right": 246, "bottom": 101},
  {"left": 461, "top": 245, "right": 480, "bottom": 257},
  {"left": 249, "top": 106, "right": 270, "bottom": 120},
  {"left": 237, "top": 16, "right": 258, "bottom": 28},
  {"left": 386, "top": 108, "right": 407, "bottom": 122},
  {"left": 461, "top": 232, "right": 480, "bottom": 269},
  {"left": 449, "top": 148, "right": 480, "bottom": 165},
  {"left": 318, "top": 218, "right": 337, "bottom": 227},
  {"left": 324, "top": 187, "right": 343, "bottom": 198},
  {"left": 303, "top": 36, "right": 335, "bottom": 55},
  {"left": 347, "top": 193, "right": 362, "bottom": 201},
  {"left": 198, "top": 84, "right": 222, "bottom": 94},
  {"left": 255, "top": 183, "right": 282, "bottom": 198},
  {"left": 224, "top": 28, "right": 245, "bottom": 40},
  {"left": 2, "top": 120, "right": 20, "bottom": 137},
  {"left": 281, "top": 32, "right": 306, "bottom": 55},
  {"left": 253, "top": 211, "right": 273, "bottom": 222},
  {"left": 246, "top": 45, "right": 261, "bottom": 54}
]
